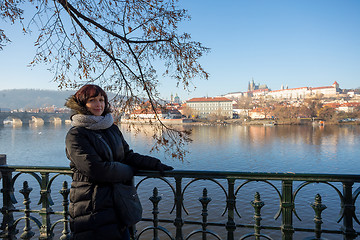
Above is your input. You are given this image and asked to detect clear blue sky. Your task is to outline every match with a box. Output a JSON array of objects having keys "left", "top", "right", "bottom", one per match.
[{"left": 1, "top": 0, "right": 359, "bottom": 101}]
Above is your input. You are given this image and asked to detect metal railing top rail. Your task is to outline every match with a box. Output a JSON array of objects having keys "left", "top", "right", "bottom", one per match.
[
  {"left": 1, "top": 164, "right": 360, "bottom": 182},
  {"left": 2, "top": 163, "right": 360, "bottom": 239}
]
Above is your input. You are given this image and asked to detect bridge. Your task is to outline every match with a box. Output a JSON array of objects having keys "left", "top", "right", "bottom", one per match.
[{"left": 0, "top": 112, "right": 71, "bottom": 125}]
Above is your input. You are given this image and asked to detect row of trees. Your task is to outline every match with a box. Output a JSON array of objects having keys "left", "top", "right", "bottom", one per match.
[
  {"left": 271, "top": 104, "right": 360, "bottom": 123},
  {"left": 234, "top": 96, "right": 360, "bottom": 123}
]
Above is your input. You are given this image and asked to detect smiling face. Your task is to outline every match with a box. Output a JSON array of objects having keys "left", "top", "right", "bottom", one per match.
[
  {"left": 85, "top": 94, "right": 105, "bottom": 116},
  {"left": 72, "top": 84, "right": 111, "bottom": 116}
]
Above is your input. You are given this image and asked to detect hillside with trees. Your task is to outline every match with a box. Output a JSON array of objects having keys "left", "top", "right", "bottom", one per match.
[
  {"left": 0, "top": 89, "right": 74, "bottom": 110},
  {"left": 0, "top": 89, "right": 120, "bottom": 110}
]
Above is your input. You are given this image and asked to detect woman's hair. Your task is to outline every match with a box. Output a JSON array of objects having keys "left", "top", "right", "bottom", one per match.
[{"left": 67, "top": 84, "right": 112, "bottom": 116}]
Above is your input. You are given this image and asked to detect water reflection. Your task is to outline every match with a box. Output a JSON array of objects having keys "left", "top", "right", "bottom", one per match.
[
  {"left": 1, "top": 123, "right": 359, "bottom": 174},
  {"left": 0, "top": 123, "right": 71, "bottom": 166},
  {"left": 118, "top": 124, "right": 360, "bottom": 174},
  {"left": 1, "top": 123, "right": 360, "bottom": 239}
]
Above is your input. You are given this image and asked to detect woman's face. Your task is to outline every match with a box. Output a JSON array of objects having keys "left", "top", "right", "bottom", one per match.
[{"left": 86, "top": 94, "right": 105, "bottom": 116}]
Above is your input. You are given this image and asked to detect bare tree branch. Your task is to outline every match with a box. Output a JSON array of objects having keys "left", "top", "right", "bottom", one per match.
[{"left": 0, "top": 0, "right": 209, "bottom": 160}]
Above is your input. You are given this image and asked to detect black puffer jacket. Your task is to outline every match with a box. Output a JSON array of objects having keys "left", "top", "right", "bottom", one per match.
[{"left": 66, "top": 124, "right": 160, "bottom": 240}]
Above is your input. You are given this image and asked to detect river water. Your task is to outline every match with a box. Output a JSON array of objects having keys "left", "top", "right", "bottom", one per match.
[
  {"left": 1, "top": 123, "right": 360, "bottom": 239},
  {"left": 2, "top": 123, "right": 359, "bottom": 173}
]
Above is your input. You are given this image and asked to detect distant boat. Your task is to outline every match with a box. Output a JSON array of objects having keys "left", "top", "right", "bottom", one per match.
[
  {"left": 312, "top": 120, "right": 325, "bottom": 126},
  {"left": 263, "top": 121, "right": 276, "bottom": 126},
  {"left": 3, "top": 119, "right": 13, "bottom": 125}
]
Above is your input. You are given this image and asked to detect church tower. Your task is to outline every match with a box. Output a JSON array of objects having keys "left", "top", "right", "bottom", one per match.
[{"left": 332, "top": 81, "right": 340, "bottom": 93}]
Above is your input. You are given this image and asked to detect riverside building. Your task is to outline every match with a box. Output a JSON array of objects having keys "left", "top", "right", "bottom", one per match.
[
  {"left": 224, "top": 81, "right": 344, "bottom": 100},
  {"left": 186, "top": 97, "right": 233, "bottom": 118},
  {"left": 267, "top": 81, "right": 340, "bottom": 99}
]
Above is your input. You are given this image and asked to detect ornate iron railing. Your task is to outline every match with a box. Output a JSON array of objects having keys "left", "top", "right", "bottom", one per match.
[{"left": 1, "top": 156, "right": 360, "bottom": 239}]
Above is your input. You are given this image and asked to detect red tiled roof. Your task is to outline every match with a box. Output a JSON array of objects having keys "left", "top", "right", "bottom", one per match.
[
  {"left": 324, "top": 103, "right": 340, "bottom": 108},
  {"left": 311, "top": 86, "right": 334, "bottom": 90},
  {"left": 131, "top": 108, "right": 164, "bottom": 114},
  {"left": 324, "top": 102, "right": 360, "bottom": 108},
  {"left": 340, "top": 102, "right": 360, "bottom": 107},
  {"left": 187, "top": 97, "right": 232, "bottom": 102}
]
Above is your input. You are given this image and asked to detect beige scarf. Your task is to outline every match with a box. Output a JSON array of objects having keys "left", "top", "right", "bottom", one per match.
[{"left": 71, "top": 113, "right": 114, "bottom": 130}]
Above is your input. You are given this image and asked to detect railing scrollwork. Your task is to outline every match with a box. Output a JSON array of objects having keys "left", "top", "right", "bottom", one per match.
[{"left": 1, "top": 160, "right": 360, "bottom": 239}]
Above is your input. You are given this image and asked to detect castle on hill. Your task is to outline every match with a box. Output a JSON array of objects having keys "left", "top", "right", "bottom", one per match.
[{"left": 224, "top": 79, "right": 346, "bottom": 100}]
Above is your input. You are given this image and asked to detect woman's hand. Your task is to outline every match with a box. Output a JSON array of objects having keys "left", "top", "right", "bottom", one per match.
[{"left": 155, "top": 162, "right": 174, "bottom": 175}]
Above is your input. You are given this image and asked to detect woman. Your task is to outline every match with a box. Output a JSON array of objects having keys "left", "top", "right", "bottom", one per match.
[{"left": 65, "top": 84, "right": 173, "bottom": 240}]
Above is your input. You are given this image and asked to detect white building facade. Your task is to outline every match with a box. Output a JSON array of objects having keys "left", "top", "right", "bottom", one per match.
[
  {"left": 224, "top": 81, "right": 342, "bottom": 100},
  {"left": 268, "top": 82, "right": 340, "bottom": 99},
  {"left": 186, "top": 97, "right": 233, "bottom": 118}
]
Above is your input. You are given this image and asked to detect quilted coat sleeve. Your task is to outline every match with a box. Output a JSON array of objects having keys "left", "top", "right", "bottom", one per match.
[
  {"left": 66, "top": 127, "right": 134, "bottom": 183},
  {"left": 117, "top": 130, "right": 161, "bottom": 170}
]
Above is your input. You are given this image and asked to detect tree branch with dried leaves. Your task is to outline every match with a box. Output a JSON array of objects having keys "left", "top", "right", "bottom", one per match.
[{"left": 1, "top": 0, "right": 210, "bottom": 161}]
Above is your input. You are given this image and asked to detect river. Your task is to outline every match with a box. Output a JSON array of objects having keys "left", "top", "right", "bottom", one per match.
[
  {"left": 1, "top": 123, "right": 359, "bottom": 174},
  {"left": 1, "top": 123, "right": 360, "bottom": 239}
]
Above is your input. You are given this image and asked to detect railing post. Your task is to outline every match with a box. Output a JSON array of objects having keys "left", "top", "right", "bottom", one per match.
[
  {"left": 226, "top": 178, "right": 236, "bottom": 240},
  {"left": 0, "top": 154, "right": 18, "bottom": 239},
  {"left": 341, "top": 181, "right": 356, "bottom": 240},
  {"left": 149, "top": 187, "right": 161, "bottom": 240},
  {"left": 39, "top": 172, "right": 54, "bottom": 240},
  {"left": 281, "top": 180, "right": 294, "bottom": 240},
  {"left": 59, "top": 181, "right": 70, "bottom": 240},
  {"left": 251, "top": 192, "right": 265, "bottom": 240},
  {"left": 199, "top": 188, "right": 211, "bottom": 240},
  {"left": 19, "top": 181, "right": 35, "bottom": 239},
  {"left": 174, "top": 176, "right": 184, "bottom": 240},
  {"left": 310, "top": 194, "right": 326, "bottom": 239}
]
